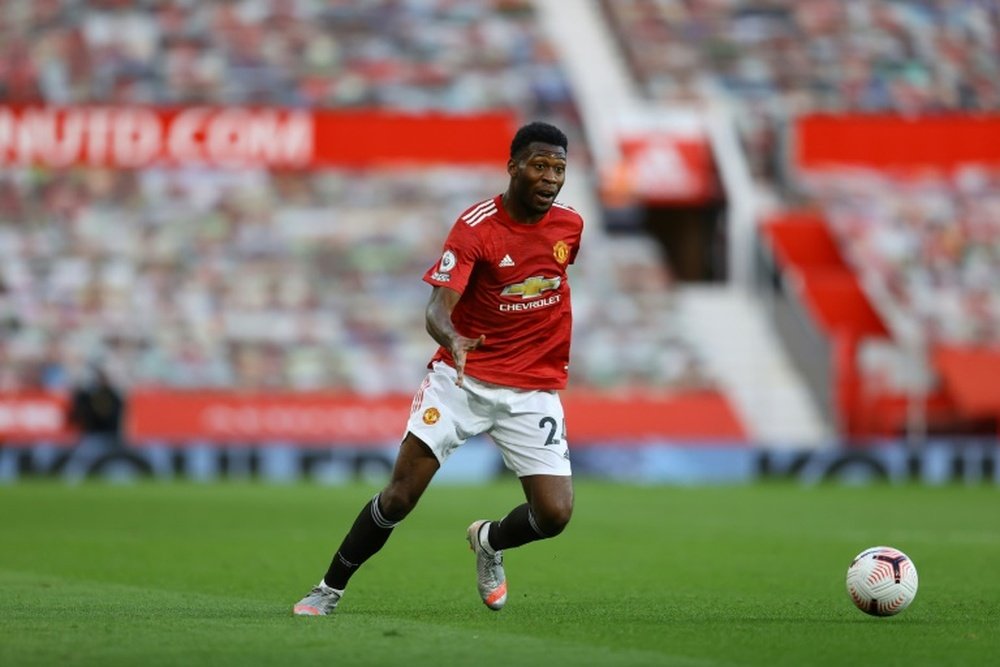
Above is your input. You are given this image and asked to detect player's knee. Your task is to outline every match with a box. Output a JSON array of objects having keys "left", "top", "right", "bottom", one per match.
[
  {"left": 378, "top": 485, "right": 420, "bottom": 522},
  {"left": 534, "top": 500, "right": 573, "bottom": 537}
]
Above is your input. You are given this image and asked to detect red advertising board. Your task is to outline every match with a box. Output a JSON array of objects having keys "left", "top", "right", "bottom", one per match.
[
  {"left": 0, "top": 389, "right": 746, "bottom": 446},
  {"left": 0, "top": 393, "right": 75, "bottom": 442},
  {"left": 795, "top": 114, "right": 1000, "bottom": 171},
  {"left": 125, "top": 391, "right": 412, "bottom": 445},
  {"left": 610, "top": 133, "right": 720, "bottom": 205},
  {"left": 122, "top": 389, "right": 745, "bottom": 445},
  {"left": 562, "top": 389, "right": 745, "bottom": 443},
  {"left": 0, "top": 106, "right": 515, "bottom": 168},
  {"left": 933, "top": 345, "right": 1000, "bottom": 418}
]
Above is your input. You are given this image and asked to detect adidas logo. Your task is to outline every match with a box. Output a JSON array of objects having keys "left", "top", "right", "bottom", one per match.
[{"left": 498, "top": 254, "right": 515, "bottom": 267}]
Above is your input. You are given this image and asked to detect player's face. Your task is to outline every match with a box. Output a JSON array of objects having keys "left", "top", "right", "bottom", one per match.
[{"left": 508, "top": 142, "right": 567, "bottom": 216}]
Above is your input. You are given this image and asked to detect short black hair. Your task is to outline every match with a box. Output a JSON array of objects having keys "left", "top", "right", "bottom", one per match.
[{"left": 510, "top": 121, "right": 568, "bottom": 159}]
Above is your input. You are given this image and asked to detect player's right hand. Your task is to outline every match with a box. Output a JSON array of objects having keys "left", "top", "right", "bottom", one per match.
[{"left": 452, "top": 334, "right": 485, "bottom": 387}]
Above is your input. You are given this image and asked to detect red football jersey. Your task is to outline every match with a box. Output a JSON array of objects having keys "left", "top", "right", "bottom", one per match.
[{"left": 423, "top": 194, "right": 584, "bottom": 389}]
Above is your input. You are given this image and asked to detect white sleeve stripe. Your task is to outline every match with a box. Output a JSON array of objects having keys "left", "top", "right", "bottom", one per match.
[
  {"left": 461, "top": 199, "right": 496, "bottom": 222},
  {"left": 464, "top": 203, "right": 497, "bottom": 227}
]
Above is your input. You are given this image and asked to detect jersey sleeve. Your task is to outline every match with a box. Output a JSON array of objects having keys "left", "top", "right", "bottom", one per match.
[{"left": 422, "top": 217, "right": 483, "bottom": 294}]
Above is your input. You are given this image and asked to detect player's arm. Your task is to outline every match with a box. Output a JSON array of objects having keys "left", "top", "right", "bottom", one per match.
[{"left": 425, "top": 285, "right": 485, "bottom": 388}]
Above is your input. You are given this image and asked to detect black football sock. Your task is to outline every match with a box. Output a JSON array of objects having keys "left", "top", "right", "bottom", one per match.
[
  {"left": 323, "top": 493, "right": 399, "bottom": 590},
  {"left": 486, "top": 502, "right": 547, "bottom": 551}
]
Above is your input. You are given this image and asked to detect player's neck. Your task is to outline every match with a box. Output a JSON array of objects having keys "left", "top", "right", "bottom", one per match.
[{"left": 501, "top": 192, "right": 544, "bottom": 225}]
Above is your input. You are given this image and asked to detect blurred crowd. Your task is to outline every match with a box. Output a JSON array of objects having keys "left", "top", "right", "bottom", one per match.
[
  {"left": 802, "top": 166, "right": 1000, "bottom": 345},
  {"left": 603, "top": 0, "right": 1000, "bottom": 187},
  {"left": 603, "top": 0, "right": 1000, "bottom": 349},
  {"left": 0, "top": 0, "right": 576, "bottom": 117},
  {"left": 0, "top": 0, "right": 716, "bottom": 395},
  {"left": 0, "top": 165, "right": 478, "bottom": 392},
  {"left": 572, "top": 236, "right": 713, "bottom": 390},
  {"left": 603, "top": 0, "right": 999, "bottom": 112},
  {"left": 0, "top": 165, "right": 714, "bottom": 393}
]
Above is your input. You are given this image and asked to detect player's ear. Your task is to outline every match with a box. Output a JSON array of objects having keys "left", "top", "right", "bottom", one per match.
[{"left": 506, "top": 158, "right": 518, "bottom": 177}]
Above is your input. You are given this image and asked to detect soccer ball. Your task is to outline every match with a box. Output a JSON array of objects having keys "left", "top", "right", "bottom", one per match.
[{"left": 845, "top": 546, "right": 918, "bottom": 616}]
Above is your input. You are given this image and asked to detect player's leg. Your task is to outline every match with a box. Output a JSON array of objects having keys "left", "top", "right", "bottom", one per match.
[
  {"left": 467, "top": 387, "right": 572, "bottom": 610},
  {"left": 470, "top": 473, "right": 573, "bottom": 567},
  {"left": 485, "top": 386, "right": 573, "bottom": 547},
  {"left": 466, "top": 473, "right": 573, "bottom": 611},
  {"left": 295, "top": 361, "right": 483, "bottom": 616},
  {"left": 292, "top": 433, "right": 439, "bottom": 616},
  {"left": 322, "top": 432, "right": 440, "bottom": 587}
]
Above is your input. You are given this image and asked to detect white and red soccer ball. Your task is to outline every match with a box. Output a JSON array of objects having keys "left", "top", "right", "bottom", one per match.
[{"left": 846, "top": 546, "right": 919, "bottom": 616}]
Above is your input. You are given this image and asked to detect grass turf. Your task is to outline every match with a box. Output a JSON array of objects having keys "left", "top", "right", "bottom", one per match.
[{"left": 0, "top": 480, "right": 997, "bottom": 666}]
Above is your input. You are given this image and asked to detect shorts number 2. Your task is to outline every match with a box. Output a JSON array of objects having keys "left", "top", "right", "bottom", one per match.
[{"left": 538, "top": 416, "right": 566, "bottom": 446}]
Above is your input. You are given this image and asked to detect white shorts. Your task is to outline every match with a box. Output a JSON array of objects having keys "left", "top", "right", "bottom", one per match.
[{"left": 405, "top": 362, "right": 572, "bottom": 477}]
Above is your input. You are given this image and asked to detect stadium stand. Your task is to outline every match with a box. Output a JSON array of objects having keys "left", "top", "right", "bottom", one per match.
[
  {"left": 601, "top": 0, "right": 1000, "bottom": 186},
  {"left": 3, "top": 0, "right": 575, "bottom": 113},
  {"left": 599, "top": 0, "right": 1000, "bottom": 436},
  {"left": 602, "top": 0, "right": 1000, "bottom": 112},
  {"left": 801, "top": 166, "right": 1000, "bottom": 346},
  {"left": 0, "top": 166, "right": 486, "bottom": 392}
]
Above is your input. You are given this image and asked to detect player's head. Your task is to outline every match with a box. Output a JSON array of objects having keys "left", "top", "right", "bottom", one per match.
[
  {"left": 509, "top": 122, "right": 568, "bottom": 160},
  {"left": 506, "top": 122, "right": 568, "bottom": 219}
]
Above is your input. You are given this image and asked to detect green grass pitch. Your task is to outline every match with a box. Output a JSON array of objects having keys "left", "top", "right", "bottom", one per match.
[{"left": 1, "top": 480, "right": 998, "bottom": 666}]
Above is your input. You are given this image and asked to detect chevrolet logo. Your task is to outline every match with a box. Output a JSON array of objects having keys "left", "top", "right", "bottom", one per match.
[{"left": 501, "top": 275, "right": 561, "bottom": 299}]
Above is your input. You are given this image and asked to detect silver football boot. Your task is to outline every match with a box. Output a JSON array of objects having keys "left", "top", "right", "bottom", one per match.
[
  {"left": 466, "top": 520, "right": 507, "bottom": 610},
  {"left": 292, "top": 583, "right": 342, "bottom": 616}
]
